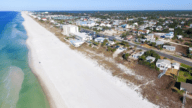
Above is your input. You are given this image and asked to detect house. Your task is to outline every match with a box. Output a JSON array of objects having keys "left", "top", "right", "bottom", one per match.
[
  {"left": 108, "top": 41, "right": 115, "bottom": 45},
  {"left": 156, "top": 59, "right": 171, "bottom": 70},
  {"left": 128, "top": 18, "right": 134, "bottom": 21},
  {"left": 180, "top": 82, "right": 192, "bottom": 93},
  {"left": 189, "top": 47, "right": 192, "bottom": 55},
  {"left": 96, "top": 27, "right": 103, "bottom": 30},
  {"left": 132, "top": 29, "right": 137, "bottom": 33},
  {"left": 72, "top": 32, "right": 91, "bottom": 41},
  {"left": 146, "top": 56, "right": 156, "bottom": 63},
  {"left": 181, "top": 21, "right": 185, "bottom": 25},
  {"left": 156, "top": 41, "right": 164, "bottom": 46},
  {"left": 62, "top": 25, "right": 79, "bottom": 36},
  {"left": 100, "top": 23, "right": 106, "bottom": 27},
  {"left": 132, "top": 51, "right": 145, "bottom": 60},
  {"left": 76, "top": 20, "right": 95, "bottom": 27},
  {"left": 190, "top": 24, "right": 192, "bottom": 28},
  {"left": 138, "top": 30, "right": 149, "bottom": 35},
  {"left": 121, "top": 24, "right": 127, "bottom": 28},
  {"left": 169, "top": 28, "right": 174, "bottom": 31},
  {"left": 177, "top": 35, "right": 183, "bottom": 39},
  {"left": 50, "top": 20, "right": 55, "bottom": 23},
  {"left": 106, "top": 24, "right": 112, "bottom": 28},
  {"left": 165, "top": 32, "right": 174, "bottom": 39},
  {"left": 156, "top": 26, "right": 163, "bottom": 31},
  {"left": 171, "top": 62, "right": 180, "bottom": 70},
  {"left": 94, "top": 37, "right": 108, "bottom": 43},
  {"left": 163, "top": 45, "right": 176, "bottom": 51},
  {"left": 70, "top": 40, "right": 84, "bottom": 47},
  {"left": 126, "top": 35, "right": 133, "bottom": 40},
  {"left": 146, "top": 33, "right": 155, "bottom": 41},
  {"left": 140, "top": 38, "right": 147, "bottom": 43},
  {"left": 133, "top": 22, "right": 138, "bottom": 27},
  {"left": 41, "top": 18, "right": 47, "bottom": 21},
  {"left": 113, "top": 20, "right": 120, "bottom": 26}
]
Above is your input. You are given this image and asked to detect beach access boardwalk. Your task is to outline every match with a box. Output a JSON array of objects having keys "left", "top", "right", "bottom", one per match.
[{"left": 22, "top": 12, "right": 157, "bottom": 108}]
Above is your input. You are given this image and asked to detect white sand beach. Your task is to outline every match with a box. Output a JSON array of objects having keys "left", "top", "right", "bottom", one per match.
[{"left": 22, "top": 11, "right": 157, "bottom": 108}]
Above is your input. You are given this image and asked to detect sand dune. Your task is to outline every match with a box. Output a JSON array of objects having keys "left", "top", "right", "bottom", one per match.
[{"left": 22, "top": 11, "right": 157, "bottom": 108}]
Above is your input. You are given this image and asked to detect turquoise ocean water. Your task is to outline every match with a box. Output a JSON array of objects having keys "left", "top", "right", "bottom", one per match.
[{"left": 0, "top": 12, "right": 49, "bottom": 108}]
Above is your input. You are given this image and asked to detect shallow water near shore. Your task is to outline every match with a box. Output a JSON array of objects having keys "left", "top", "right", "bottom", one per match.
[{"left": 0, "top": 12, "right": 49, "bottom": 108}]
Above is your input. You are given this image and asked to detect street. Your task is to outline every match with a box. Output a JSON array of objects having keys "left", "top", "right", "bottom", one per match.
[{"left": 81, "top": 29, "right": 192, "bottom": 66}]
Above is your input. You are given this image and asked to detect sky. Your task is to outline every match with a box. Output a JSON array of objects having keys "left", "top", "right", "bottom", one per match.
[{"left": 0, "top": 0, "right": 192, "bottom": 11}]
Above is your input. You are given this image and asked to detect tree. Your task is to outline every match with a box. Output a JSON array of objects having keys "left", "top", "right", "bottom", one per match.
[
  {"left": 156, "top": 37, "right": 158, "bottom": 40},
  {"left": 123, "top": 53, "right": 130, "bottom": 60},
  {"left": 151, "top": 42, "right": 156, "bottom": 47},
  {"left": 101, "top": 39, "right": 108, "bottom": 47}
]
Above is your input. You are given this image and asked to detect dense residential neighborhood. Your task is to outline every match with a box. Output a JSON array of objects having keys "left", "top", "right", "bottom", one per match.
[{"left": 28, "top": 11, "right": 192, "bottom": 107}]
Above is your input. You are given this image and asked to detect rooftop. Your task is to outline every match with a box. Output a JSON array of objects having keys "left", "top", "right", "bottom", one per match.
[{"left": 180, "top": 82, "right": 192, "bottom": 93}]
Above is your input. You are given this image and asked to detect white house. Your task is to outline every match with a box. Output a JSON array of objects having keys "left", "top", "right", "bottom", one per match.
[
  {"left": 190, "top": 24, "right": 192, "bottom": 28},
  {"left": 146, "top": 56, "right": 156, "bottom": 63},
  {"left": 163, "top": 45, "right": 176, "bottom": 51},
  {"left": 106, "top": 24, "right": 112, "bottom": 28},
  {"left": 165, "top": 32, "right": 174, "bottom": 39},
  {"left": 132, "top": 51, "right": 145, "bottom": 60},
  {"left": 146, "top": 33, "right": 154, "bottom": 41},
  {"left": 50, "top": 20, "right": 55, "bottom": 23},
  {"left": 62, "top": 25, "right": 79, "bottom": 36},
  {"left": 37, "top": 17, "right": 41, "bottom": 20},
  {"left": 169, "top": 28, "right": 174, "bottom": 31},
  {"left": 100, "top": 23, "right": 106, "bottom": 27},
  {"left": 156, "top": 26, "right": 163, "bottom": 31},
  {"left": 72, "top": 32, "right": 91, "bottom": 41},
  {"left": 177, "top": 35, "right": 183, "bottom": 39},
  {"left": 70, "top": 40, "right": 84, "bottom": 47},
  {"left": 156, "top": 59, "right": 171, "bottom": 70},
  {"left": 171, "top": 62, "right": 180, "bottom": 70},
  {"left": 94, "top": 37, "right": 108, "bottom": 43},
  {"left": 156, "top": 41, "right": 164, "bottom": 46},
  {"left": 41, "top": 18, "right": 47, "bottom": 21}
]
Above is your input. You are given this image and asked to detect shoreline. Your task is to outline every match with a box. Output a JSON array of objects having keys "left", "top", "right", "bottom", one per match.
[
  {"left": 22, "top": 12, "right": 68, "bottom": 108},
  {"left": 21, "top": 11, "right": 157, "bottom": 108}
]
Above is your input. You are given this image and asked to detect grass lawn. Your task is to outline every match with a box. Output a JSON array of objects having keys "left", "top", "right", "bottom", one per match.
[
  {"left": 177, "top": 71, "right": 192, "bottom": 82},
  {"left": 181, "top": 63, "right": 191, "bottom": 69}
]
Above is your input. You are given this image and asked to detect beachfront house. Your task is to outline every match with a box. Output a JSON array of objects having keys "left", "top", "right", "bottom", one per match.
[
  {"left": 163, "top": 45, "right": 176, "bottom": 51},
  {"left": 180, "top": 82, "right": 192, "bottom": 94},
  {"left": 131, "top": 51, "right": 145, "bottom": 60},
  {"left": 146, "top": 56, "right": 156, "bottom": 63},
  {"left": 156, "top": 59, "right": 171, "bottom": 70},
  {"left": 156, "top": 41, "right": 164, "bottom": 46},
  {"left": 70, "top": 40, "right": 84, "bottom": 47},
  {"left": 94, "top": 37, "right": 108, "bottom": 43}
]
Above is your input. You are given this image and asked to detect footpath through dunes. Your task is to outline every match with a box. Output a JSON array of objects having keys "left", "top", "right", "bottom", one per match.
[{"left": 22, "top": 11, "right": 157, "bottom": 108}]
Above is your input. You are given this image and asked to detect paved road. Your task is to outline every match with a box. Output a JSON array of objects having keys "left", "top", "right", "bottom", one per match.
[{"left": 81, "top": 29, "right": 192, "bottom": 67}]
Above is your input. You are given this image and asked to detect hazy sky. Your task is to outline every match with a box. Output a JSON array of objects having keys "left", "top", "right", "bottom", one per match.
[{"left": 0, "top": 0, "right": 192, "bottom": 11}]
